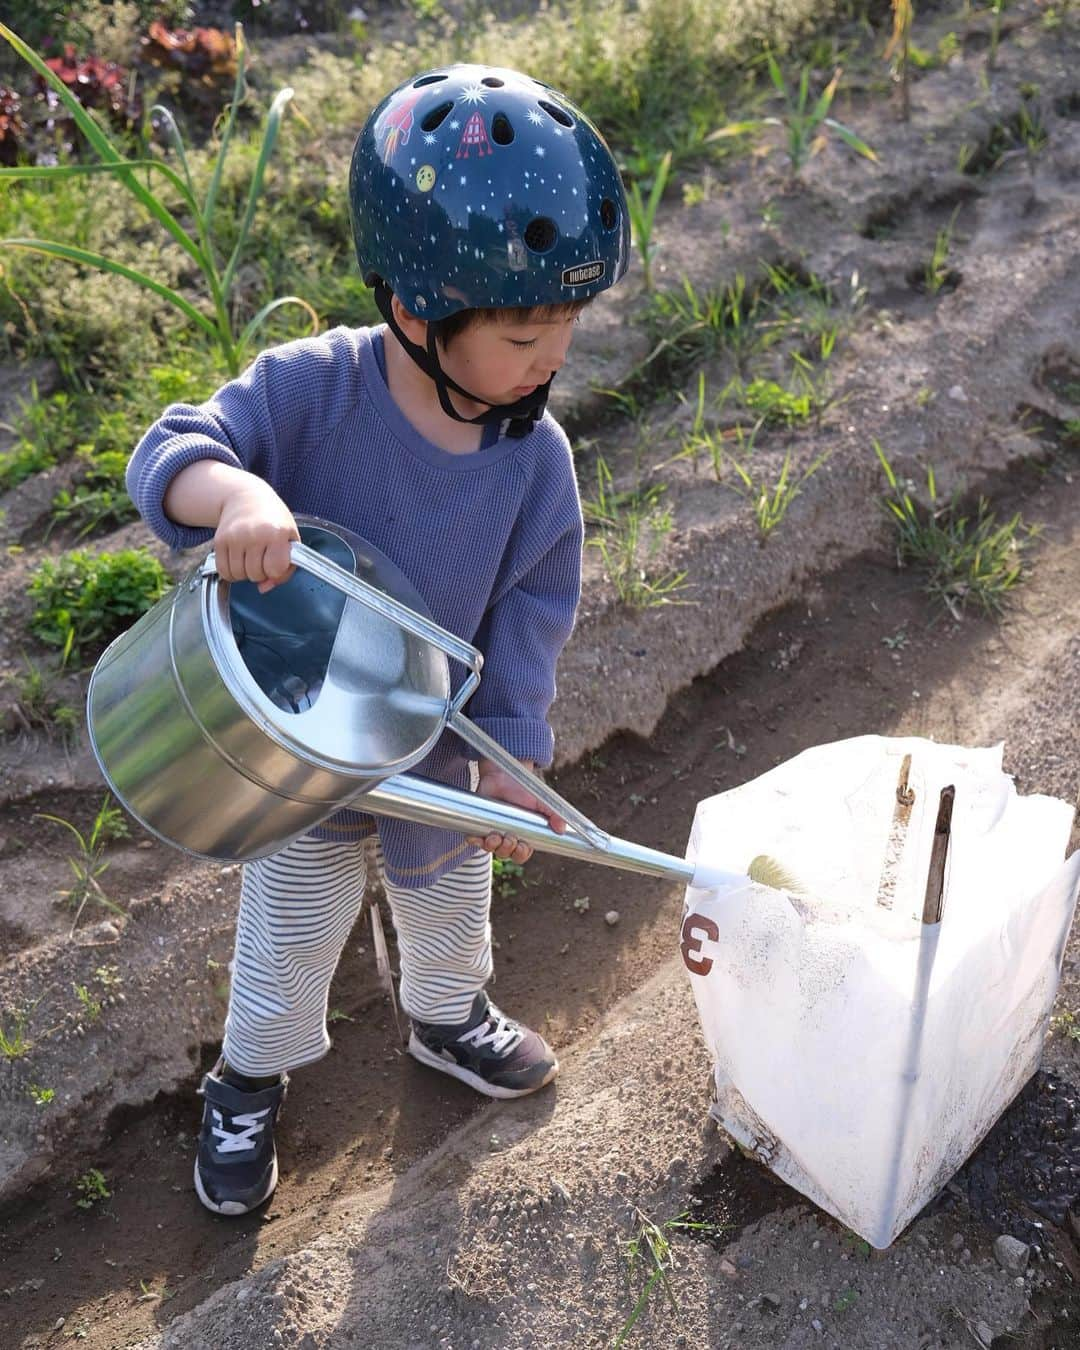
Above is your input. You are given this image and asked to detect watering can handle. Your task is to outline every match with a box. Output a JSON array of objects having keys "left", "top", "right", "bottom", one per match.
[{"left": 202, "top": 542, "right": 610, "bottom": 849}]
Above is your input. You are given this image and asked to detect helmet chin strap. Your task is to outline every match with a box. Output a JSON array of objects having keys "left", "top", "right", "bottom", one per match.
[{"left": 374, "top": 281, "right": 553, "bottom": 439}]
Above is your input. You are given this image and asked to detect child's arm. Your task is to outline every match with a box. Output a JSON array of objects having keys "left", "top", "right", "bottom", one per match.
[
  {"left": 164, "top": 460, "right": 299, "bottom": 592},
  {"left": 128, "top": 328, "right": 366, "bottom": 584},
  {"left": 465, "top": 439, "right": 583, "bottom": 862}
]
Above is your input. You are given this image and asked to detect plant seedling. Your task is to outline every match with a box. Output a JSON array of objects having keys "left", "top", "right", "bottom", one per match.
[
  {"left": 35, "top": 794, "right": 130, "bottom": 934},
  {"left": 924, "top": 207, "right": 961, "bottom": 295},
  {"left": 27, "top": 1083, "right": 55, "bottom": 1105},
  {"left": 727, "top": 446, "right": 832, "bottom": 538},
  {"left": 73, "top": 983, "right": 103, "bottom": 1023},
  {"left": 491, "top": 856, "right": 527, "bottom": 899},
  {"left": 1050, "top": 1009, "right": 1080, "bottom": 1042},
  {"left": 874, "top": 441, "right": 1039, "bottom": 617},
  {"left": 614, "top": 1207, "right": 728, "bottom": 1347},
  {"left": 626, "top": 149, "right": 673, "bottom": 293},
  {"left": 75, "top": 1168, "right": 110, "bottom": 1209},
  {"left": 584, "top": 457, "right": 689, "bottom": 609},
  {"left": 708, "top": 56, "right": 877, "bottom": 175},
  {"left": 0, "top": 1007, "right": 33, "bottom": 1059}
]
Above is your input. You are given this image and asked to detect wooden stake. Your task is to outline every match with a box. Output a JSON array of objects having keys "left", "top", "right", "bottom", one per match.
[
  {"left": 876, "top": 753, "right": 916, "bottom": 910},
  {"left": 921, "top": 786, "right": 955, "bottom": 925}
]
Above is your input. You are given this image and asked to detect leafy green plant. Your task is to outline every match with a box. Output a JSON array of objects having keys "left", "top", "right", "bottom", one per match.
[
  {"left": 491, "top": 856, "right": 527, "bottom": 899},
  {"left": 47, "top": 445, "right": 135, "bottom": 540},
  {"left": 1050, "top": 1009, "right": 1080, "bottom": 1042},
  {"left": 1, "top": 652, "right": 78, "bottom": 741},
  {"left": 35, "top": 794, "right": 130, "bottom": 933},
  {"left": 584, "top": 457, "right": 689, "bottom": 608},
  {"left": 0, "top": 1006, "right": 33, "bottom": 1059},
  {"left": 709, "top": 56, "right": 877, "bottom": 175},
  {"left": 73, "top": 983, "right": 102, "bottom": 1023},
  {"left": 75, "top": 1167, "right": 110, "bottom": 1209},
  {"left": 874, "top": 441, "right": 1038, "bottom": 617},
  {"left": 0, "top": 21, "right": 318, "bottom": 377},
  {"left": 28, "top": 547, "right": 169, "bottom": 661},
  {"left": 740, "top": 367, "right": 820, "bottom": 425},
  {"left": 0, "top": 383, "right": 79, "bottom": 490},
  {"left": 27, "top": 1083, "right": 55, "bottom": 1105},
  {"left": 626, "top": 149, "right": 672, "bottom": 293}
]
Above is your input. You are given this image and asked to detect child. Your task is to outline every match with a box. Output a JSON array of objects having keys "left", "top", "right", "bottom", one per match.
[{"left": 126, "top": 63, "right": 629, "bottom": 1216}]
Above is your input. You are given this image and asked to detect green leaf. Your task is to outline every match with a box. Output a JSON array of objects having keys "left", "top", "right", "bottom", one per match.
[
  {"left": 222, "top": 85, "right": 295, "bottom": 296},
  {"left": 823, "top": 118, "right": 878, "bottom": 161},
  {"left": 205, "top": 23, "right": 249, "bottom": 231},
  {"left": 237, "top": 295, "right": 319, "bottom": 357},
  {"left": 0, "top": 239, "right": 218, "bottom": 336}
]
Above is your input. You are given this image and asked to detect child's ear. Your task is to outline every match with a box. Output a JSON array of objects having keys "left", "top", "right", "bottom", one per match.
[{"left": 389, "top": 293, "right": 429, "bottom": 347}]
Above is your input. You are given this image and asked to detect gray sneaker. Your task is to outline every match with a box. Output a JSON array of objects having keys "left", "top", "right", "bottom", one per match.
[
  {"left": 194, "top": 1060, "right": 288, "bottom": 1216},
  {"left": 408, "top": 993, "right": 559, "bottom": 1099}
]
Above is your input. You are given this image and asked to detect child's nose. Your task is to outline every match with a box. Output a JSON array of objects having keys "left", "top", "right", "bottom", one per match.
[{"left": 538, "top": 334, "right": 572, "bottom": 375}]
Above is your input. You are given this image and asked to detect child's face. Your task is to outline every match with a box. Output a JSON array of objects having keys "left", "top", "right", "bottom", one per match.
[{"left": 438, "top": 313, "right": 577, "bottom": 409}]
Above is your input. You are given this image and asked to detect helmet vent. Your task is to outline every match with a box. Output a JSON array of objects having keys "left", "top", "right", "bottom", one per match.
[
  {"left": 481, "top": 77, "right": 505, "bottom": 88},
  {"left": 600, "top": 197, "right": 619, "bottom": 230},
  {"left": 421, "top": 101, "right": 455, "bottom": 132},
  {"left": 413, "top": 74, "right": 448, "bottom": 88},
  {"left": 524, "top": 216, "right": 558, "bottom": 253},
  {"left": 538, "top": 99, "right": 574, "bottom": 128},
  {"left": 491, "top": 113, "right": 514, "bottom": 145}
]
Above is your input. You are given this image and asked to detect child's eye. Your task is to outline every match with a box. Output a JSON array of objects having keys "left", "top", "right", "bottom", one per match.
[{"left": 509, "top": 338, "right": 537, "bottom": 349}]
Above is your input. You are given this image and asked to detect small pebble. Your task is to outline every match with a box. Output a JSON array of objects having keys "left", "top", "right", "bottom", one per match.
[
  {"left": 993, "top": 1234, "right": 1030, "bottom": 1274},
  {"left": 604, "top": 910, "right": 620, "bottom": 926}
]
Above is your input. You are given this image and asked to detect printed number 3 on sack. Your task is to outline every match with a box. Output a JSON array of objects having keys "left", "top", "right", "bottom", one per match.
[{"left": 680, "top": 913, "right": 719, "bottom": 976}]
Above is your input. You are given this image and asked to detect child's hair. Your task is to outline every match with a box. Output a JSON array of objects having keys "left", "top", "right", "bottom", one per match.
[{"left": 430, "top": 298, "right": 592, "bottom": 348}]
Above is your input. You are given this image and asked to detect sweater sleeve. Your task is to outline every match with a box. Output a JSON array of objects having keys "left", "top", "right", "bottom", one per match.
[
  {"left": 464, "top": 427, "right": 583, "bottom": 768},
  {"left": 126, "top": 327, "right": 366, "bottom": 550}
]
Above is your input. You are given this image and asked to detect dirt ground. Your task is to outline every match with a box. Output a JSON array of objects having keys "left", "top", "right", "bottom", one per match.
[{"left": 2, "top": 3, "right": 1080, "bottom": 1348}]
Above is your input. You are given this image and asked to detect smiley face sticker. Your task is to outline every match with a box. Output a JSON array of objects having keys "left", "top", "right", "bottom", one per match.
[{"left": 415, "top": 164, "right": 436, "bottom": 193}]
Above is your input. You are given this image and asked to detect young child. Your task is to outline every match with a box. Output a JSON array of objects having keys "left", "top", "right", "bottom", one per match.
[{"left": 126, "top": 64, "right": 628, "bottom": 1216}]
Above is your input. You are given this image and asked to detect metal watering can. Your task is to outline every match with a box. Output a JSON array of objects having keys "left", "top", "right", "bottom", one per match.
[{"left": 88, "top": 518, "right": 734, "bottom": 889}]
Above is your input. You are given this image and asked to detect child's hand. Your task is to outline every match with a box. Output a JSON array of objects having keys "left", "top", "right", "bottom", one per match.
[
  {"left": 468, "top": 759, "right": 567, "bottom": 864},
  {"left": 214, "top": 478, "right": 299, "bottom": 593}
]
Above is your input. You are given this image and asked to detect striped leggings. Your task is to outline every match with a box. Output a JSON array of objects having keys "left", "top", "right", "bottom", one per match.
[{"left": 221, "top": 836, "right": 493, "bottom": 1076}]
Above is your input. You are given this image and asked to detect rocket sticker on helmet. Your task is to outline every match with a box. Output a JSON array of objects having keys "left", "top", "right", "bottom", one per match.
[
  {"left": 456, "top": 112, "right": 493, "bottom": 159},
  {"left": 379, "top": 90, "right": 421, "bottom": 164}
]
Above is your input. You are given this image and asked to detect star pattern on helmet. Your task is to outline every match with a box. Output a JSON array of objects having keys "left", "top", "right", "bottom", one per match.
[{"left": 352, "top": 65, "right": 628, "bottom": 314}]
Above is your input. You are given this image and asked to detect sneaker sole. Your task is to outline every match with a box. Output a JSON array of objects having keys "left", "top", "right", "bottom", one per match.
[
  {"left": 408, "top": 1033, "right": 558, "bottom": 1099},
  {"left": 193, "top": 1157, "right": 277, "bottom": 1217}
]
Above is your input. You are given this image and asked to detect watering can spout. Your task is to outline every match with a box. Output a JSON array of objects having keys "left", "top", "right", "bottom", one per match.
[{"left": 688, "top": 860, "right": 755, "bottom": 894}]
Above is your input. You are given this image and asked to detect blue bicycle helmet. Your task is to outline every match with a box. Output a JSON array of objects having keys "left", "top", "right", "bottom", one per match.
[{"left": 349, "top": 64, "right": 629, "bottom": 434}]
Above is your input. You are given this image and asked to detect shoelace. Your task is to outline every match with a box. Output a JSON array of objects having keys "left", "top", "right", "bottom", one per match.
[
  {"left": 457, "top": 1007, "right": 524, "bottom": 1057},
  {"left": 211, "top": 1105, "right": 270, "bottom": 1154}
]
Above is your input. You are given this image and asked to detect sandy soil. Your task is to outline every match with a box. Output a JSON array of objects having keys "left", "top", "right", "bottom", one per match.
[{"left": 1, "top": 4, "right": 1079, "bottom": 1348}]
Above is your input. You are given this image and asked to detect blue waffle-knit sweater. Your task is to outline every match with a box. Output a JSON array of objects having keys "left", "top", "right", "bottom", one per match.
[{"left": 126, "top": 325, "right": 583, "bottom": 886}]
